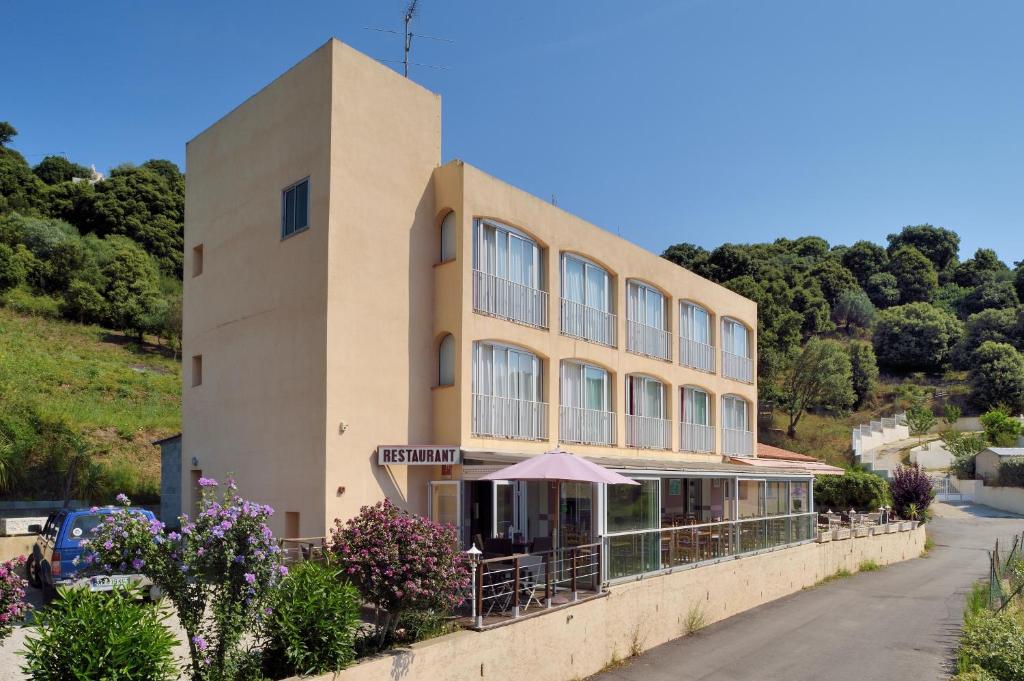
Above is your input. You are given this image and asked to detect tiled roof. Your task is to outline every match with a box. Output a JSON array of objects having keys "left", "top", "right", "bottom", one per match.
[{"left": 756, "top": 442, "right": 819, "bottom": 462}]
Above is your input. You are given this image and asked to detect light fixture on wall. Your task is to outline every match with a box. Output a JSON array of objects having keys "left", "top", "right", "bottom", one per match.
[
  {"left": 337, "top": 486, "right": 346, "bottom": 496},
  {"left": 339, "top": 421, "right": 349, "bottom": 434},
  {"left": 191, "top": 456, "right": 199, "bottom": 467}
]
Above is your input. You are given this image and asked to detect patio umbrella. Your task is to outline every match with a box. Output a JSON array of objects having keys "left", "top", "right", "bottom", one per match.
[{"left": 479, "top": 448, "right": 638, "bottom": 549}]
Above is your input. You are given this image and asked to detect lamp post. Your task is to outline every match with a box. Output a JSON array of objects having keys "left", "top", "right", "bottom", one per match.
[{"left": 466, "top": 544, "right": 482, "bottom": 628}]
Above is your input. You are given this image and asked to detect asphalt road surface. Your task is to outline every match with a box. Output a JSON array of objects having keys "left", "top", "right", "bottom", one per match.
[{"left": 591, "top": 502, "right": 1024, "bottom": 681}]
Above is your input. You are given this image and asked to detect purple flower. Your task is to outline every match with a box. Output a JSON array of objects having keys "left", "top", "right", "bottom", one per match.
[
  {"left": 192, "top": 635, "right": 208, "bottom": 652},
  {"left": 197, "top": 477, "right": 218, "bottom": 488},
  {"left": 131, "top": 558, "right": 144, "bottom": 570},
  {"left": 244, "top": 572, "right": 255, "bottom": 584},
  {"left": 115, "top": 493, "right": 130, "bottom": 505},
  {"left": 277, "top": 565, "right": 289, "bottom": 577},
  {"left": 103, "top": 541, "right": 113, "bottom": 551}
]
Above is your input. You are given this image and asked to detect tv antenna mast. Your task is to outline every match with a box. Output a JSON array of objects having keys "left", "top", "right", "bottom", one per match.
[{"left": 365, "top": 0, "right": 453, "bottom": 77}]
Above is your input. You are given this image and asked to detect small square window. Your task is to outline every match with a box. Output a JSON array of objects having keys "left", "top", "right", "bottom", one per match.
[
  {"left": 281, "top": 178, "right": 310, "bottom": 238},
  {"left": 191, "top": 355, "right": 203, "bottom": 387},
  {"left": 192, "top": 244, "right": 204, "bottom": 277}
]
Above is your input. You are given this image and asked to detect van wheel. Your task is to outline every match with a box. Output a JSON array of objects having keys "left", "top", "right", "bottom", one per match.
[{"left": 25, "top": 556, "right": 42, "bottom": 589}]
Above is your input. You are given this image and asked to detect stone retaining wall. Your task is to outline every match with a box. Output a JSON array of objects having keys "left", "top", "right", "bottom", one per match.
[{"left": 295, "top": 526, "right": 925, "bottom": 681}]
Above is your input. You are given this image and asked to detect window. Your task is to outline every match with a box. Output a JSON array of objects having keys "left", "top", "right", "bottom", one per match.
[
  {"left": 438, "top": 334, "right": 455, "bottom": 386},
  {"left": 191, "top": 355, "right": 203, "bottom": 387},
  {"left": 285, "top": 512, "right": 300, "bottom": 539},
  {"left": 474, "top": 219, "right": 540, "bottom": 288},
  {"left": 192, "top": 244, "right": 204, "bottom": 277},
  {"left": 281, "top": 178, "right": 310, "bottom": 238},
  {"left": 627, "top": 281, "right": 665, "bottom": 329},
  {"left": 440, "top": 212, "right": 456, "bottom": 262},
  {"left": 626, "top": 375, "right": 665, "bottom": 419},
  {"left": 722, "top": 395, "right": 748, "bottom": 431},
  {"left": 722, "top": 318, "right": 749, "bottom": 357},
  {"left": 606, "top": 479, "right": 659, "bottom": 533},
  {"left": 429, "top": 481, "right": 461, "bottom": 529},
  {"left": 560, "top": 362, "right": 610, "bottom": 412},
  {"left": 681, "top": 387, "right": 710, "bottom": 426},
  {"left": 680, "top": 302, "right": 710, "bottom": 344},
  {"left": 473, "top": 342, "right": 541, "bottom": 400},
  {"left": 562, "top": 254, "right": 610, "bottom": 312},
  {"left": 626, "top": 281, "right": 670, "bottom": 360}
]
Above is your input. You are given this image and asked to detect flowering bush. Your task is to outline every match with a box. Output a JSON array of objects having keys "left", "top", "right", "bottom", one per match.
[
  {"left": 0, "top": 555, "right": 30, "bottom": 642},
  {"left": 329, "top": 499, "right": 469, "bottom": 646},
  {"left": 82, "top": 481, "right": 285, "bottom": 680},
  {"left": 890, "top": 464, "right": 935, "bottom": 519}
]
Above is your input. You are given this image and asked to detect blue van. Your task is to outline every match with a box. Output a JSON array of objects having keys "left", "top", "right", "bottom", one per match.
[{"left": 26, "top": 507, "right": 158, "bottom": 601}]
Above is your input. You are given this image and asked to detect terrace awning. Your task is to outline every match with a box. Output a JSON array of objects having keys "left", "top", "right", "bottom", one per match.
[{"left": 728, "top": 456, "right": 844, "bottom": 476}]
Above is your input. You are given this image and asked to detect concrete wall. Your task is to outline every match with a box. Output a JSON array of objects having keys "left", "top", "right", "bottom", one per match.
[
  {"left": 969, "top": 482, "right": 1024, "bottom": 516},
  {"left": 0, "top": 535, "right": 35, "bottom": 563},
  {"left": 298, "top": 527, "right": 925, "bottom": 681},
  {"left": 910, "top": 440, "right": 953, "bottom": 470}
]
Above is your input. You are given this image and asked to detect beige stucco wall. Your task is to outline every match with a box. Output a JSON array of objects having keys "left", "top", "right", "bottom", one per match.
[
  {"left": 976, "top": 451, "right": 1002, "bottom": 483},
  {"left": 0, "top": 535, "right": 34, "bottom": 563},
  {"left": 972, "top": 483, "right": 1024, "bottom": 515},
  {"left": 295, "top": 527, "right": 925, "bottom": 681}
]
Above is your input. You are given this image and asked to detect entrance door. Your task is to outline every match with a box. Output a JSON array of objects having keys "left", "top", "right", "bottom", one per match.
[{"left": 428, "top": 481, "right": 461, "bottom": 534}]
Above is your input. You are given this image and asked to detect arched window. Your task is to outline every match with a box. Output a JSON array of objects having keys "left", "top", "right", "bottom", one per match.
[
  {"left": 440, "top": 212, "right": 456, "bottom": 263},
  {"left": 438, "top": 334, "right": 455, "bottom": 386}
]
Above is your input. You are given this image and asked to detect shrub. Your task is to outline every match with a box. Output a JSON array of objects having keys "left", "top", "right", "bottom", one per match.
[
  {"left": 848, "top": 341, "right": 879, "bottom": 408},
  {"left": 873, "top": 302, "right": 963, "bottom": 373},
  {"left": 981, "top": 407, "right": 1024, "bottom": 447},
  {"left": 0, "top": 242, "right": 25, "bottom": 293},
  {"left": 0, "top": 555, "right": 29, "bottom": 641},
  {"left": 812, "top": 470, "right": 891, "bottom": 511},
  {"left": 264, "top": 561, "right": 360, "bottom": 678},
  {"left": 21, "top": 586, "right": 178, "bottom": 681},
  {"left": 969, "top": 342, "right": 1024, "bottom": 413},
  {"left": 957, "top": 610, "right": 1024, "bottom": 680},
  {"left": 329, "top": 499, "right": 470, "bottom": 648},
  {"left": 997, "top": 458, "right": 1024, "bottom": 487},
  {"left": 83, "top": 484, "right": 285, "bottom": 681},
  {"left": 944, "top": 431, "right": 986, "bottom": 480},
  {"left": 890, "top": 464, "right": 934, "bottom": 518}
]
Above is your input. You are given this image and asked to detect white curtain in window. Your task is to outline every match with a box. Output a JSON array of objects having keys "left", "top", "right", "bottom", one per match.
[
  {"left": 723, "top": 319, "right": 748, "bottom": 357},
  {"left": 561, "top": 362, "right": 583, "bottom": 408},
  {"left": 646, "top": 289, "right": 664, "bottom": 330},
  {"left": 439, "top": 335, "right": 455, "bottom": 386},
  {"left": 585, "top": 263, "right": 609, "bottom": 311},
  {"left": 476, "top": 342, "right": 540, "bottom": 401},
  {"left": 440, "top": 212, "right": 456, "bottom": 262},
  {"left": 584, "top": 365, "right": 607, "bottom": 412},
  {"left": 564, "top": 256, "right": 585, "bottom": 304},
  {"left": 628, "top": 282, "right": 664, "bottom": 329},
  {"left": 722, "top": 396, "right": 748, "bottom": 431},
  {"left": 681, "top": 303, "right": 710, "bottom": 343},
  {"left": 683, "top": 388, "right": 709, "bottom": 425},
  {"left": 473, "top": 343, "right": 493, "bottom": 395},
  {"left": 628, "top": 376, "right": 664, "bottom": 418}
]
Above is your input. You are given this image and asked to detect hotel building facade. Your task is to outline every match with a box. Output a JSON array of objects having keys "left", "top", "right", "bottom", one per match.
[{"left": 182, "top": 40, "right": 813, "bottom": 576}]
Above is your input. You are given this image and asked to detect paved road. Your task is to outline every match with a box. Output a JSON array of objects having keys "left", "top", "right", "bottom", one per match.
[{"left": 592, "top": 502, "right": 1024, "bottom": 681}]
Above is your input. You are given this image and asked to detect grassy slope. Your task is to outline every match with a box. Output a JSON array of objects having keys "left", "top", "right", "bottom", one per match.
[{"left": 0, "top": 303, "right": 181, "bottom": 488}]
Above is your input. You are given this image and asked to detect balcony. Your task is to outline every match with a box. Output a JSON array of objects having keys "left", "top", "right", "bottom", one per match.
[
  {"left": 625, "top": 414, "right": 671, "bottom": 450},
  {"left": 626, "top": 320, "right": 671, "bottom": 361},
  {"left": 722, "top": 350, "right": 754, "bottom": 383},
  {"left": 679, "top": 337, "right": 715, "bottom": 373},
  {"left": 721, "top": 427, "right": 754, "bottom": 457},
  {"left": 680, "top": 422, "right": 715, "bottom": 453},
  {"left": 560, "top": 299, "right": 616, "bottom": 347},
  {"left": 559, "top": 405, "right": 616, "bottom": 446},
  {"left": 472, "top": 394, "right": 549, "bottom": 441},
  {"left": 473, "top": 270, "right": 549, "bottom": 329}
]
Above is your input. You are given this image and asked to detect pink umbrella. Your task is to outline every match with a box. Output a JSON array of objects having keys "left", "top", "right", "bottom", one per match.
[
  {"left": 480, "top": 448, "right": 638, "bottom": 551},
  {"left": 480, "top": 448, "right": 640, "bottom": 485}
]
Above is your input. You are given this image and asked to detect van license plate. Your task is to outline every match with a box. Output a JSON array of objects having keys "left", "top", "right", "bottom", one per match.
[{"left": 89, "top": 575, "right": 131, "bottom": 591}]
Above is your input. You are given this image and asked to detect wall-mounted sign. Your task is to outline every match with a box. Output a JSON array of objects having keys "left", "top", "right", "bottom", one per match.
[{"left": 377, "top": 446, "right": 461, "bottom": 466}]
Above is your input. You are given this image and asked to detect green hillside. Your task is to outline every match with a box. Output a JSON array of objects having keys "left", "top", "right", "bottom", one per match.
[{"left": 0, "top": 298, "right": 180, "bottom": 501}]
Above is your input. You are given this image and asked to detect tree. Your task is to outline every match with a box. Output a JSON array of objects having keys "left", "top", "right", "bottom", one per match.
[
  {"left": 959, "top": 280, "right": 1019, "bottom": 317},
  {"left": 889, "top": 464, "right": 934, "bottom": 519},
  {"left": 842, "top": 240, "right": 889, "bottom": 287},
  {"left": 1016, "top": 263, "right": 1024, "bottom": 302},
  {"left": 943, "top": 404, "right": 962, "bottom": 429},
  {"left": 906, "top": 405, "right": 937, "bottom": 440},
  {"left": 0, "top": 147, "right": 45, "bottom": 215},
  {"left": 812, "top": 469, "right": 891, "bottom": 510},
  {"left": 777, "top": 337, "right": 855, "bottom": 437},
  {"left": 865, "top": 272, "right": 901, "bottom": 308},
  {"left": 888, "top": 245, "right": 938, "bottom": 303},
  {"left": 952, "top": 307, "right": 1020, "bottom": 369},
  {"left": 980, "top": 407, "right": 1024, "bottom": 447},
  {"left": 873, "top": 302, "right": 963, "bottom": 373},
  {"left": 61, "top": 279, "right": 107, "bottom": 324},
  {"left": 662, "top": 242, "right": 709, "bottom": 271},
  {"left": 943, "top": 431, "right": 986, "bottom": 479},
  {"left": 791, "top": 286, "right": 833, "bottom": 337},
  {"left": 810, "top": 258, "right": 859, "bottom": 305},
  {"left": 700, "top": 243, "right": 756, "bottom": 282},
  {"left": 0, "top": 122, "right": 16, "bottom": 147},
  {"left": 31, "top": 155, "right": 92, "bottom": 185},
  {"left": 101, "top": 243, "right": 163, "bottom": 339},
  {"left": 0, "top": 243, "right": 26, "bottom": 293},
  {"left": 969, "top": 342, "right": 1024, "bottom": 413},
  {"left": 848, "top": 341, "right": 879, "bottom": 408},
  {"left": 832, "top": 288, "right": 877, "bottom": 332},
  {"left": 953, "top": 248, "right": 1008, "bottom": 288},
  {"left": 886, "top": 224, "right": 960, "bottom": 273}
]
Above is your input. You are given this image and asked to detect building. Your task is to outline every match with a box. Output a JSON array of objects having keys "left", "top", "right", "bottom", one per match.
[
  {"left": 182, "top": 39, "right": 814, "bottom": 577},
  {"left": 976, "top": 447, "right": 1024, "bottom": 483}
]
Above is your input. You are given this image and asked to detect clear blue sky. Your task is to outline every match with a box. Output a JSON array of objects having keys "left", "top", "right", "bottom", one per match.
[{"left": 6, "top": 1, "right": 1022, "bottom": 264}]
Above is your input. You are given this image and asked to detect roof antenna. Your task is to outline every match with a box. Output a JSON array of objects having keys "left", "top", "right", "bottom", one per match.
[{"left": 365, "top": 1, "right": 453, "bottom": 77}]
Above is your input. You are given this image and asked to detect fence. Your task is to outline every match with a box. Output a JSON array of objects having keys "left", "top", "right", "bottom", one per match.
[
  {"left": 986, "top": 534, "right": 1024, "bottom": 612},
  {"left": 472, "top": 269, "right": 549, "bottom": 329},
  {"left": 560, "top": 299, "right": 616, "bottom": 347}
]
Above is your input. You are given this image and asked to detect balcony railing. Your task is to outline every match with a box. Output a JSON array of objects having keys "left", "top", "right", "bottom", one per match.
[
  {"left": 625, "top": 414, "right": 671, "bottom": 450},
  {"left": 560, "top": 299, "right": 616, "bottom": 347},
  {"left": 626, "top": 320, "right": 671, "bottom": 361},
  {"left": 559, "top": 405, "right": 616, "bottom": 446},
  {"left": 472, "top": 394, "right": 549, "bottom": 441},
  {"left": 680, "top": 422, "right": 715, "bottom": 453},
  {"left": 473, "top": 269, "right": 549, "bottom": 329},
  {"left": 721, "top": 427, "right": 754, "bottom": 457},
  {"left": 679, "top": 337, "right": 715, "bottom": 373},
  {"left": 604, "top": 512, "right": 817, "bottom": 581},
  {"left": 722, "top": 350, "right": 754, "bottom": 383}
]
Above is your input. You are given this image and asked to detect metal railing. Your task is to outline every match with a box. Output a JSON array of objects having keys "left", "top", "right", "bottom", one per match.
[
  {"left": 680, "top": 422, "right": 715, "bottom": 453},
  {"left": 679, "top": 337, "right": 715, "bottom": 373},
  {"left": 559, "top": 405, "right": 615, "bottom": 446},
  {"left": 625, "top": 414, "right": 671, "bottom": 450},
  {"left": 560, "top": 299, "right": 616, "bottom": 347},
  {"left": 472, "top": 394, "right": 549, "bottom": 441},
  {"left": 604, "top": 512, "right": 816, "bottom": 581},
  {"left": 722, "top": 350, "right": 754, "bottom": 383},
  {"left": 472, "top": 269, "right": 549, "bottom": 329},
  {"left": 721, "top": 427, "right": 754, "bottom": 457},
  {"left": 626, "top": 320, "right": 671, "bottom": 361},
  {"left": 468, "top": 543, "right": 602, "bottom": 627}
]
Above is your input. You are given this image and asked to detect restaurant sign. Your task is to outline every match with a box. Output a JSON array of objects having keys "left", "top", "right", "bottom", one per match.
[{"left": 377, "top": 446, "right": 461, "bottom": 466}]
